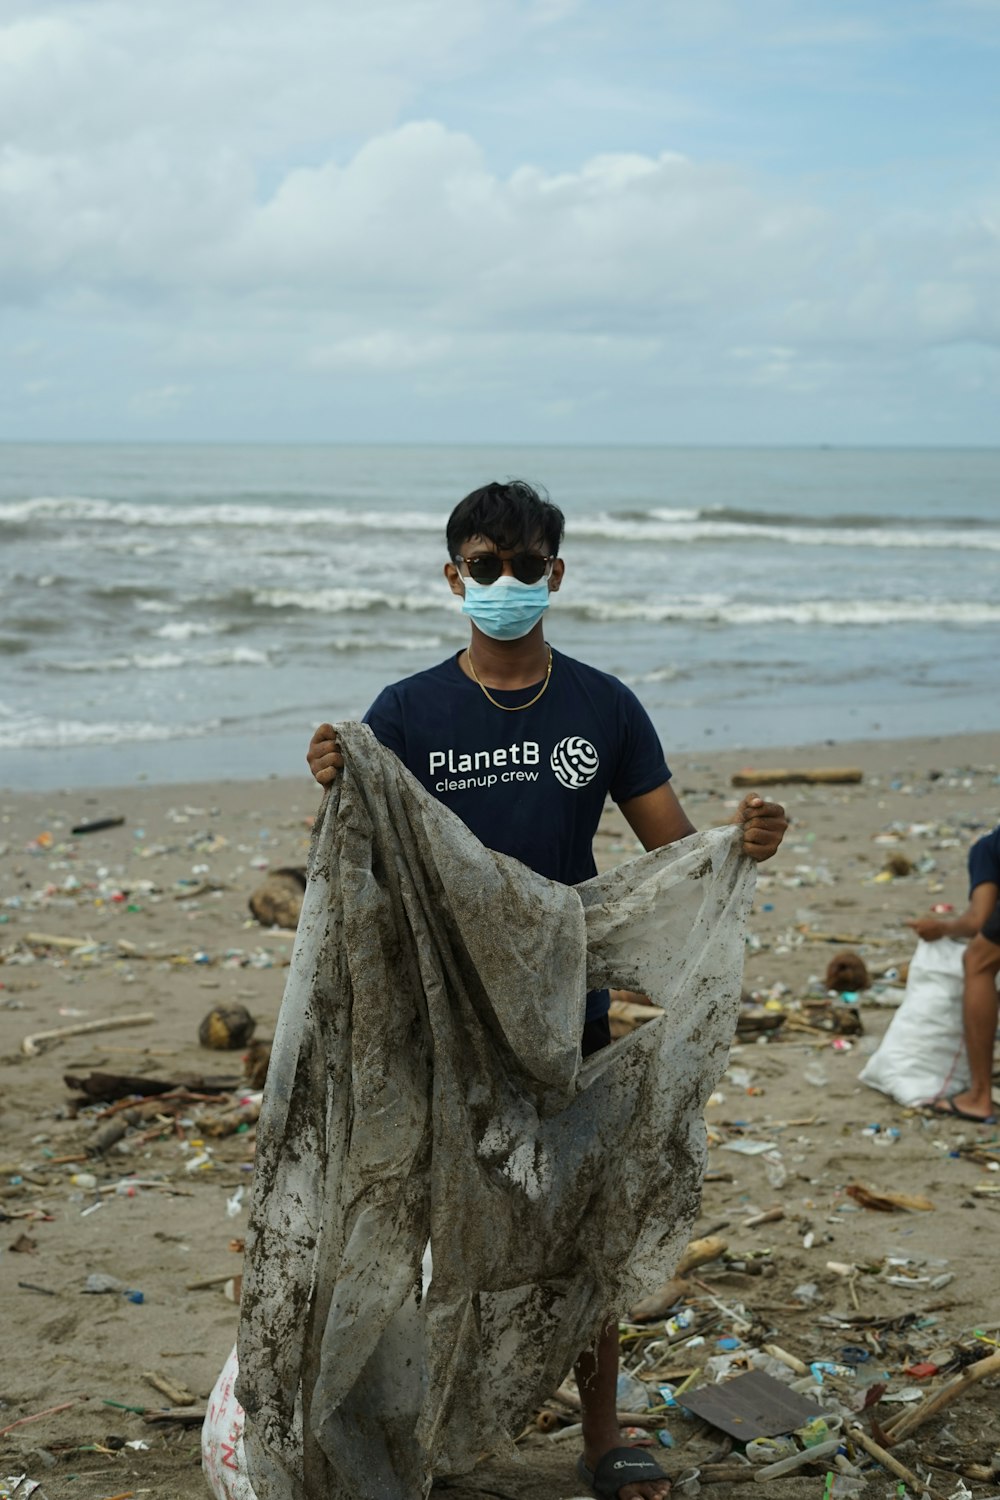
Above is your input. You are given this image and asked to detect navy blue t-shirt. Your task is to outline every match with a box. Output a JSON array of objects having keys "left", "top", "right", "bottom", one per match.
[
  {"left": 968, "top": 828, "right": 1000, "bottom": 895},
  {"left": 363, "top": 648, "right": 671, "bottom": 1019}
]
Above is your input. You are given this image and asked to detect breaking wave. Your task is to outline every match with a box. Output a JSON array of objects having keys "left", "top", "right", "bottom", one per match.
[
  {"left": 3, "top": 496, "right": 998, "bottom": 552},
  {"left": 0, "top": 706, "right": 223, "bottom": 750},
  {"left": 39, "top": 647, "right": 271, "bottom": 673}
]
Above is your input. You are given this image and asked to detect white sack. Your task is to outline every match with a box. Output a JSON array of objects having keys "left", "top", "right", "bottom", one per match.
[
  {"left": 237, "top": 722, "right": 755, "bottom": 1500},
  {"left": 859, "top": 938, "right": 971, "bottom": 1106},
  {"left": 203, "top": 1344, "right": 256, "bottom": 1500}
]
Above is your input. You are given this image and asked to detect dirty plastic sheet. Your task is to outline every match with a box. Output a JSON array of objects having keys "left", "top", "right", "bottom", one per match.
[{"left": 238, "top": 722, "right": 755, "bottom": 1500}]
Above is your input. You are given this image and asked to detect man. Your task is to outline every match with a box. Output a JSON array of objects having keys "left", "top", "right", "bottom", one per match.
[
  {"left": 909, "top": 824, "right": 1000, "bottom": 1125},
  {"left": 308, "top": 479, "right": 787, "bottom": 1500}
]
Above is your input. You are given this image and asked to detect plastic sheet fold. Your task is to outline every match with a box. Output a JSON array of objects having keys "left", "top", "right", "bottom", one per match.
[{"left": 238, "top": 722, "right": 755, "bottom": 1500}]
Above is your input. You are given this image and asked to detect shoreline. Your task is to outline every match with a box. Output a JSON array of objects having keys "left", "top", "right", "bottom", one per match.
[{"left": 2, "top": 725, "right": 996, "bottom": 804}]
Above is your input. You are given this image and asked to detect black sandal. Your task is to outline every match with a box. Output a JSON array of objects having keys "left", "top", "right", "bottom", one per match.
[{"left": 577, "top": 1448, "right": 672, "bottom": 1498}]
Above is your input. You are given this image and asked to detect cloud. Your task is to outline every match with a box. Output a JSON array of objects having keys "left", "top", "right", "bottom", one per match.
[
  {"left": 310, "top": 330, "right": 456, "bottom": 371},
  {"left": 1, "top": 0, "right": 998, "bottom": 440}
]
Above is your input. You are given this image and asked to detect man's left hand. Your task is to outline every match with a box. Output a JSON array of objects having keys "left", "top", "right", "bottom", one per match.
[{"left": 734, "top": 793, "right": 788, "bottom": 862}]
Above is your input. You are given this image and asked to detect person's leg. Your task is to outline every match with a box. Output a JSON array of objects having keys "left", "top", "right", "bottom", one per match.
[
  {"left": 574, "top": 1014, "right": 671, "bottom": 1499},
  {"left": 943, "top": 932, "right": 1000, "bottom": 1119}
]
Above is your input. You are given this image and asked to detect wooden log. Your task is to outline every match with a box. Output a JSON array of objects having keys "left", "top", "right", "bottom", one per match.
[
  {"left": 849, "top": 1425, "right": 940, "bottom": 1497},
  {"left": 200, "top": 1098, "right": 262, "bottom": 1137},
  {"left": 143, "top": 1370, "right": 196, "bottom": 1406},
  {"left": 731, "top": 767, "right": 863, "bottom": 787},
  {"left": 143, "top": 1406, "right": 206, "bottom": 1426},
  {"left": 22, "top": 1013, "right": 155, "bottom": 1057},
  {"left": 24, "top": 931, "right": 92, "bottom": 949}
]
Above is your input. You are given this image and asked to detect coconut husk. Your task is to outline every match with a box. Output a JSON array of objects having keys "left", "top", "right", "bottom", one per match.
[
  {"left": 199, "top": 1004, "right": 256, "bottom": 1050},
  {"left": 825, "top": 950, "right": 871, "bottom": 992},
  {"left": 248, "top": 866, "right": 307, "bottom": 929}
]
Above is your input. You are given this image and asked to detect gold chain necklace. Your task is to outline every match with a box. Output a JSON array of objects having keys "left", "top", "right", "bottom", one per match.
[{"left": 466, "top": 645, "right": 553, "bottom": 712}]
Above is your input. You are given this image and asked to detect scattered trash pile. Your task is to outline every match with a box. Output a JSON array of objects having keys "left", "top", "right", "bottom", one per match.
[
  {"left": 522, "top": 1225, "right": 1000, "bottom": 1498},
  {"left": 0, "top": 998, "right": 276, "bottom": 1500},
  {"left": 1, "top": 928, "right": 292, "bottom": 987},
  {"left": 611, "top": 948, "right": 878, "bottom": 1046},
  {"left": 1, "top": 1013, "right": 267, "bottom": 1294}
]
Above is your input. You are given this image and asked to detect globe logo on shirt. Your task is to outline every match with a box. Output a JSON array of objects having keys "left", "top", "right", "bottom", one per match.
[{"left": 550, "top": 736, "right": 600, "bottom": 789}]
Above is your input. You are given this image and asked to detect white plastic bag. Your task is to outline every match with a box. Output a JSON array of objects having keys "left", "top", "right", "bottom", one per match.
[
  {"left": 859, "top": 938, "right": 970, "bottom": 1106},
  {"left": 202, "top": 1344, "right": 256, "bottom": 1500}
]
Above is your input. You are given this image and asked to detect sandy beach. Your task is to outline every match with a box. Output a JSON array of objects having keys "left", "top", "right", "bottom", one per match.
[{"left": 2, "top": 729, "right": 999, "bottom": 1500}]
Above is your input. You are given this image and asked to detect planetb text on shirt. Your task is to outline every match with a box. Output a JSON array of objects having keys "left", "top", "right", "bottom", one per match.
[{"left": 428, "top": 736, "right": 600, "bottom": 793}]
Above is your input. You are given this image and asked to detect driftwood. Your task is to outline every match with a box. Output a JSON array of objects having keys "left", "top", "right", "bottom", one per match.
[
  {"left": 71, "top": 816, "right": 125, "bottom": 836},
  {"left": 846, "top": 1182, "right": 934, "bottom": 1213},
  {"left": 797, "top": 926, "right": 891, "bottom": 947},
  {"left": 22, "top": 1013, "right": 154, "bottom": 1057},
  {"left": 884, "top": 1349, "right": 1000, "bottom": 1444},
  {"left": 143, "top": 1370, "right": 197, "bottom": 1406},
  {"left": 143, "top": 1405, "right": 207, "bottom": 1426},
  {"left": 628, "top": 1234, "right": 728, "bottom": 1321},
  {"left": 65, "top": 1070, "right": 238, "bottom": 1103},
  {"left": 850, "top": 1426, "right": 943, "bottom": 1498},
  {"left": 731, "top": 767, "right": 863, "bottom": 787},
  {"left": 200, "top": 1096, "right": 262, "bottom": 1137},
  {"left": 24, "top": 931, "right": 93, "bottom": 949}
]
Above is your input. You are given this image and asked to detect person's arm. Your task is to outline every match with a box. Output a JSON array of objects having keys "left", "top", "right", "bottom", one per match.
[
  {"left": 619, "top": 781, "right": 696, "bottom": 852},
  {"left": 908, "top": 882, "right": 999, "bottom": 942},
  {"left": 619, "top": 782, "right": 787, "bottom": 861}
]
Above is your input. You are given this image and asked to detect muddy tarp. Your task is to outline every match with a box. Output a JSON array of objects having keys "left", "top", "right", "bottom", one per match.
[{"left": 237, "top": 722, "right": 755, "bottom": 1500}]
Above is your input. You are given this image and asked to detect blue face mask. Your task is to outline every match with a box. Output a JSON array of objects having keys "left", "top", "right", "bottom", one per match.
[{"left": 460, "top": 573, "right": 551, "bottom": 641}]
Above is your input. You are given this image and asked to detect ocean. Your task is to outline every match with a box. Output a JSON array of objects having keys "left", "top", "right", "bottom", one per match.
[{"left": 1, "top": 443, "right": 998, "bottom": 790}]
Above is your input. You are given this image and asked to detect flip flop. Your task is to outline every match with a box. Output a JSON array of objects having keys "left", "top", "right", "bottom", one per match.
[
  {"left": 929, "top": 1094, "right": 997, "bottom": 1125},
  {"left": 577, "top": 1448, "right": 672, "bottom": 1498}
]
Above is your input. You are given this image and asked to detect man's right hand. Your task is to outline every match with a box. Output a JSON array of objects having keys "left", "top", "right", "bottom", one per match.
[{"left": 307, "top": 723, "right": 344, "bottom": 786}]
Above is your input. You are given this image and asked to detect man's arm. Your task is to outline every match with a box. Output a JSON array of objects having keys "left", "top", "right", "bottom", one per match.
[
  {"left": 908, "top": 882, "right": 999, "bottom": 942},
  {"left": 619, "top": 782, "right": 696, "bottom": 852},
  {"left": 619, "top": 782, "right": 787, "bottom": 861}
]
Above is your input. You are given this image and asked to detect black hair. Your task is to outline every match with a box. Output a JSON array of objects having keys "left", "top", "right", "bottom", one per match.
[{"left": 446, "top": 480, "right": 565, "bottom": 560}]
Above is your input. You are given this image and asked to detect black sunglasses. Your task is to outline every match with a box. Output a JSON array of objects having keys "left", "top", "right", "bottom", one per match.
[{"left": 456, "top": 552, "right": 554, "bottom": 585}]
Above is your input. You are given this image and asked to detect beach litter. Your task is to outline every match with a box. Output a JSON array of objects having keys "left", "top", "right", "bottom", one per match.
[
  {"left": 198, "top": 1004, "right": 256, "bottom": 1050},
  {"left": 730, "top": 768, "right": 865, "bottom": 786},
  {"left": 4, "top": 752, "right": 1000, "bottom": 1496},
  {"left": 21, "top": 1013, "right": 154, "bottom": 1058},
  {"left": 247, "top": 867, "right": 306, "bottom": 930}
]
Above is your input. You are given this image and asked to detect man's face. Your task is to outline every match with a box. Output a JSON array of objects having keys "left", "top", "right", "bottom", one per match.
[{"left": 444, "top": 535, "right": 564, "bottom": 599}]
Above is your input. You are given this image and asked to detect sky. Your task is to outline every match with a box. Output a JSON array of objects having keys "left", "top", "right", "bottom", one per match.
[{"left": 1, "top": 0, "right": 998, "bottom": 445}]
